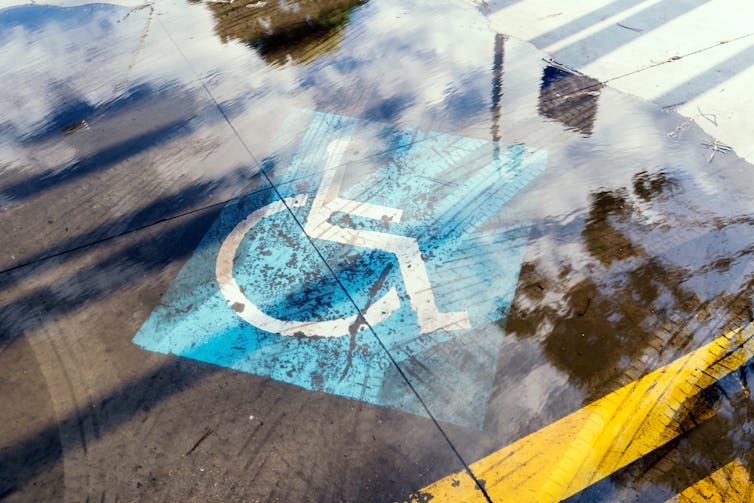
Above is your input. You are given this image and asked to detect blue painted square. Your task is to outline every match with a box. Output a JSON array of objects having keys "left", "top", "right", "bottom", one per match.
[{"left": 134, "top": 111, "right": 546, "bottom": 428}]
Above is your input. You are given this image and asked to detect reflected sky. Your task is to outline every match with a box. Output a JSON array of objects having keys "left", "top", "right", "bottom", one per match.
[{"left": 2, "top": 0, "right": 754, "bottom": 500}]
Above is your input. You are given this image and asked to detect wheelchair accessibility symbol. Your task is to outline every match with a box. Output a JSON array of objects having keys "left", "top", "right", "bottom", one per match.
[
  {"left": 134, "top": 111, "right": 547, "bottom": 427},
  {"left": 216, "top": 137, "right": 471, "bottom": 338}
]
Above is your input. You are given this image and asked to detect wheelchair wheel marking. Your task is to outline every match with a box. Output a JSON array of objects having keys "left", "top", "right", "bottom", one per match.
[{"left": 216, "top": 195, "right": 401, "bottom": 338}]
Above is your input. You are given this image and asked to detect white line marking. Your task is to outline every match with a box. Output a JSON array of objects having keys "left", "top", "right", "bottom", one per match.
[{"left": 304, "top": 138, "right": 471, "bottom": 334}]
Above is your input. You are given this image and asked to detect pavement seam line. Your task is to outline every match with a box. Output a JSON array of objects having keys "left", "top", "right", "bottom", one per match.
[
  {"left": 602, "top": 30, "right": 754, "bottom": 85},
  {"left": 0, "top": 197, "right": 232, "bottom": 277},
  {"left": 528, "top": 30, "right": 754, "bottom": 111}
]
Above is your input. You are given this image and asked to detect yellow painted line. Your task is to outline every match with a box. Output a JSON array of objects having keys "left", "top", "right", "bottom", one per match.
[
  {"left": 406, "top": 322, "right": 754, "bottom": 503},
  {"left": 403, "top": 471, "right": 487, "bottom": 503},
  {"left": 667, "top": 458, "right": 754, "bottom": 503}
]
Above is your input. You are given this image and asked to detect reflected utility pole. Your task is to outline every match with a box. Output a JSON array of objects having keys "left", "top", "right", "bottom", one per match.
[{"left": 491, "top": 33, "right": 505, "bottom": 160}]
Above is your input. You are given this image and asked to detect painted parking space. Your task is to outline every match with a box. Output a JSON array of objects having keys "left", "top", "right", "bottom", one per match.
[{"left": 134, "top": 110, "right": 547, "bottom": 427}]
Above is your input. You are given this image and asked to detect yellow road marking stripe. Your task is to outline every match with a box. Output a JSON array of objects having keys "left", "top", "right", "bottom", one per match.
[
  {"left": 667, "top": 458, "right": 754, "bottom": 503},
  {"left": 406, "top": 322, "right": 754, "bottom": 502},
  {"left": 403, "top": 471, "right": 487, "bottom": 503}
]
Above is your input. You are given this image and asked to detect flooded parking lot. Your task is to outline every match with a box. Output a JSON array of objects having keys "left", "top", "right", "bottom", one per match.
[{"left": 2, "top": 1, "right": 754, "bottom": 501}]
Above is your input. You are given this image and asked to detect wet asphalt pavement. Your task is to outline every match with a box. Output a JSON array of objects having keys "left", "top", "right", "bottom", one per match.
[{"left": 2, "top": 1, "right": 754, "bottom": 502}]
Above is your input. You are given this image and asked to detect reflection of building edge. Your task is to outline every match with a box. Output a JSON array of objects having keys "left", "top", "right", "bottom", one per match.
[
  {"left": 538, "top": 65, "right": 601, "bottom": 136},
  {"left": 193, "top": 0, "right": 367, "bottom": 65}
]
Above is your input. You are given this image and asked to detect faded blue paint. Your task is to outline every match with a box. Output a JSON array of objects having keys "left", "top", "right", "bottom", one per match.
[{"left": 133, "top": 110, "right": 547, "bottom": 428}]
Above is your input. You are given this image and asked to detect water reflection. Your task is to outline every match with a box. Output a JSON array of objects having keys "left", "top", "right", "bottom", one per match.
[
  {"left": 490, "top": 33, "right": 504, "bottom": 144},
  {"left": 0, "top": 2, "right": 257, "bottom": 269},
  {"left": 159, "top": 0, "right": 497, "bottom": 150},
  {"left": 505, "top": 165, "right": 754, "bottom": 499},
  {"left": 509, "top": 172, "right": 689, "bottom": 396},
  {"left": 3, "top": 0, "right": 754, "bottom": 500},
  {"left": 191, "top": 0, "right": 367, "bottom": 65},
  {"left": 538, "top": 64, "right": 601, "bottom": 136},
  {"left": 507, "top": 168, "right": 754, "bottom": 398}
]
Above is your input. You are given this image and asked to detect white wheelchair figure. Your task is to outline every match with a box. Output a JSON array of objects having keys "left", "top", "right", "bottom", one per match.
[{"left": 216, "top": 136, "right": 471, "bottom": 338}]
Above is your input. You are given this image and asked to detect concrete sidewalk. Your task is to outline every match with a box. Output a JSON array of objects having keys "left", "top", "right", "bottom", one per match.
[{"left": 481, "top": 0, "right": 754, "bottom": 163}]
